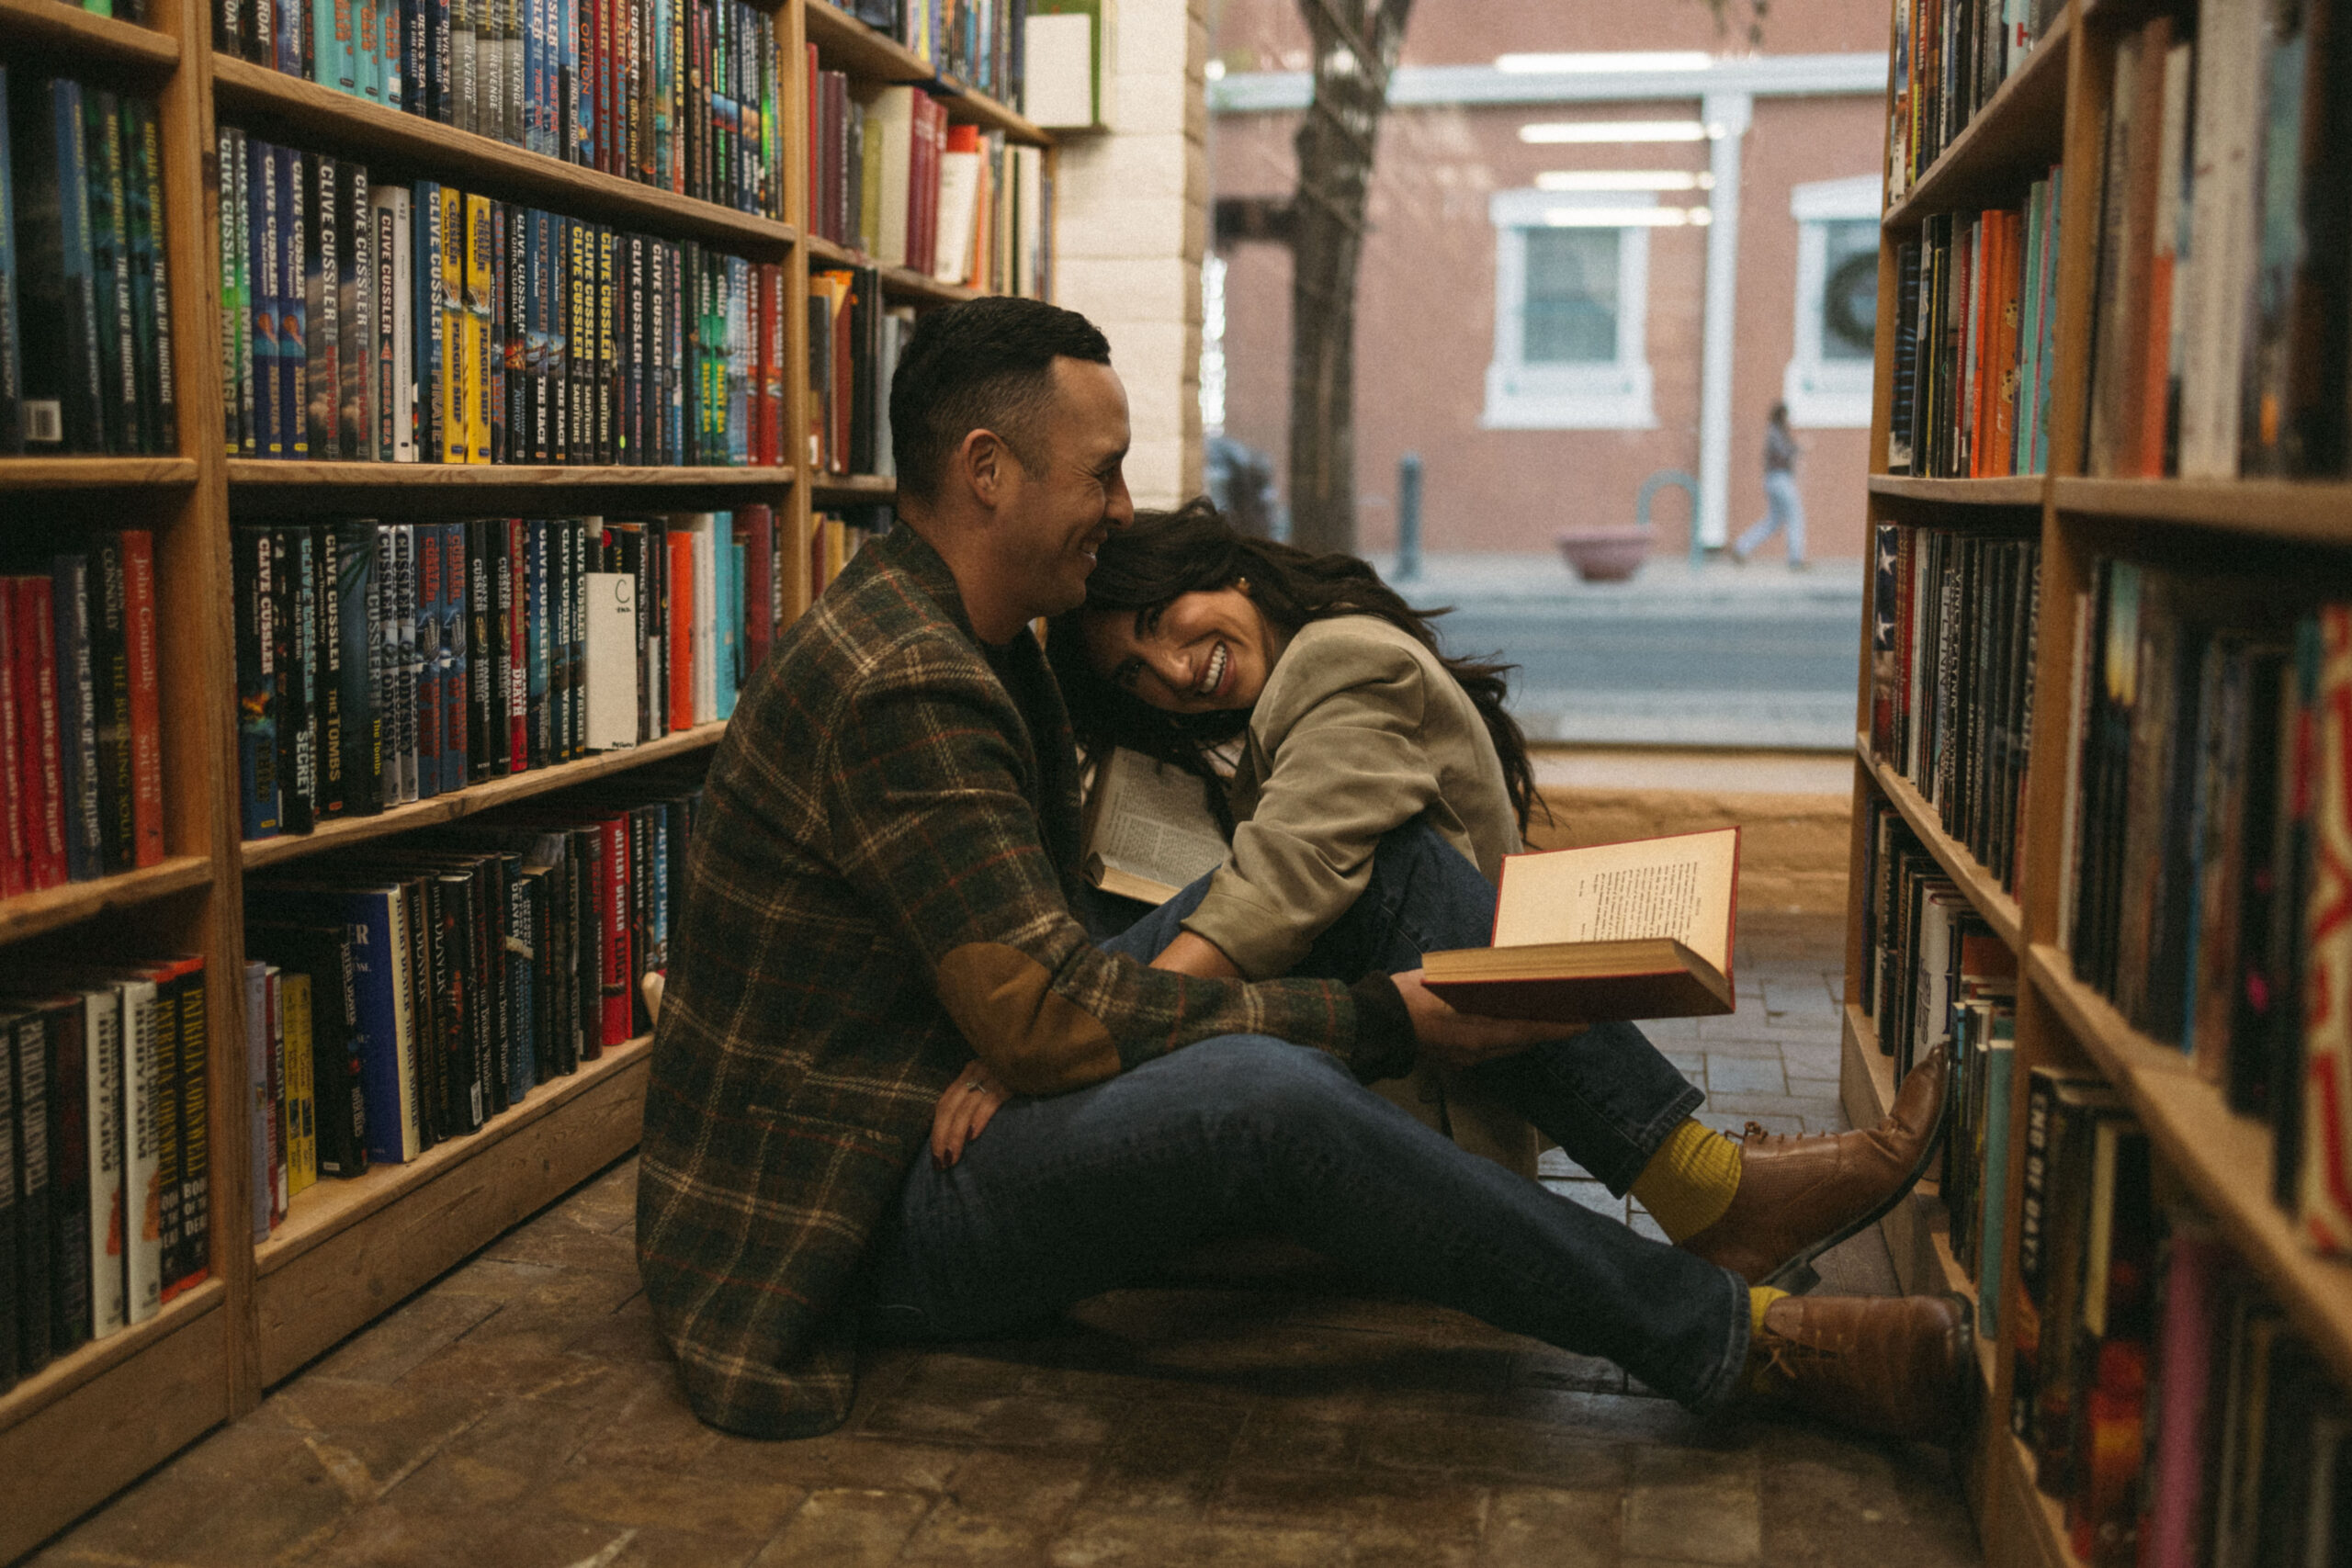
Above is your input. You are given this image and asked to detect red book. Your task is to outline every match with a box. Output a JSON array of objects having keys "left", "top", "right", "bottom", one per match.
[
  {"left": 0, "top": 585, "right": 27, "bottom": 898},
  {"left": 804, "top": 43, "right": 820, "bottom": 234},
  {"left": 597, "top": 0, "right": 616, "bottom": 178},
  {"left": 758, "top": 264, "right": 784, "bottom": 466},
  {"left": 597, "top": 814, "right": 632, "bottom": 1046},
  {"left": 507, "top": 518, "right": 527, "bottom": 770},
  {"left": 739, "top": 504, "right": 774, "bottom": 677},
  {"left": 10, "top": 577, "right": 67, "bottom": 890},
  {"left": 116, "top": 530, "right": 164, "bottom": 867},
  {"left": 667, "top": 528, "right": 695, "bottom": 728}
]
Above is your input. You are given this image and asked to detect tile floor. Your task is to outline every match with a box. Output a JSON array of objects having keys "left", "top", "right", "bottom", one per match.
[{"left": 28, "top": 917, "right": 1983, "bottom": 1567}]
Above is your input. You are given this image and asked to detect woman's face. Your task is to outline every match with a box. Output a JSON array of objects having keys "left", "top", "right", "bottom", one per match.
[{"left": 1081, "top": 586, "right": 1289, "bottom": 714}]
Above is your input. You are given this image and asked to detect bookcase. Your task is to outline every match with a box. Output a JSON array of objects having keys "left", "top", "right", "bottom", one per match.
[
  {"left": 1851, "top": 0, "right": 2352, "bottom": 1561},
  {"left": 0, "top": 0, "right": 1048, "bottom": 1553}
]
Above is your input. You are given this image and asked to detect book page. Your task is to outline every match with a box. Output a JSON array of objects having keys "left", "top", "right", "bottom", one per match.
[
  {"left": 1492, "top": 828, "right": 1736, "bottom": 975},
  {"left": 1087, "top": 750, "right": 1229, "bottom": 901}
]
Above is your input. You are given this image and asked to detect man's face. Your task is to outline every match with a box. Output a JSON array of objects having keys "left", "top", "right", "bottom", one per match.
[{"left": 993, "top": 357, "right": 1134, "bottom": 621}]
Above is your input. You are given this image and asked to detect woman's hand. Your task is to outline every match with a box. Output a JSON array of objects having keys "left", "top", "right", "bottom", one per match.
[
  {"left": 931, "top": 1059, "right": 1014, "bottom": 1168},
  {"left": 1388, "top": 969, "right": 1581, "bottom": 1067}
]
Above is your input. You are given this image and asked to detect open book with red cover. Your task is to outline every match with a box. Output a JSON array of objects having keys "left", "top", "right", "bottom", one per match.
[{"left": 1423, "top": 827, "right": 1740, "bottom": 1022}]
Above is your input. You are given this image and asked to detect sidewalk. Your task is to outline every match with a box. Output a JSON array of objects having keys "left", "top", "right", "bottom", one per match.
[{"left": 1363, "top": 550, "right": 1866, "bottom": 612}]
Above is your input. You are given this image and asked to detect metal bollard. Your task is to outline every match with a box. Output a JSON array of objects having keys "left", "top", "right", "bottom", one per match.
[{"left": 1396, "top": 453, "right": 1423, "bottom": 581}]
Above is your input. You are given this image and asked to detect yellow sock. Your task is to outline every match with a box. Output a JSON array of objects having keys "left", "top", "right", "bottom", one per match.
[
  {"left": 1744, "top": 1286, "right": 1791, "bottom": 1394},
  {"left": 1628, "top": 1118, "right": 1743, "bottom": 1242}
]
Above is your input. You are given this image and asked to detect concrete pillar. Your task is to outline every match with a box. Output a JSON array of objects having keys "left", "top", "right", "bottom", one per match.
[
  {"left": 1047, "top": 0, "right": 1210, "bottom": 509},
  {"left": 1696, "top": 88, "right": 1752, "bottom": 552}
]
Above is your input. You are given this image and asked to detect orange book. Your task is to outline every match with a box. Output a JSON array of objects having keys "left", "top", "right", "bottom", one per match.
[
  {"left": 667, "top": 529, "right": 695, "bottom": 729},
  {"left": 1969, "top": 211, "right": 2005, "bottom": 478}
]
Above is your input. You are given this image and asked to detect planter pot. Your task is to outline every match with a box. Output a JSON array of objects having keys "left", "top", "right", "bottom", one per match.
[{"left": 1555, "top": 525, "right": 1653, "bottom": 583}]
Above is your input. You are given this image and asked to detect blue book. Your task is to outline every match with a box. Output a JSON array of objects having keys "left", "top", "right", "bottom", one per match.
[
  {"left": 333, "top": 518, "right": 383, "bottom": 815},
  {"left": 9, "top": 76, "right": 104, "bottom": 451},
  {"left": 247, "top": 139, "right": 280, "bottom": 457},
  {"left": 378, "top": 0, "right": 401, "bottom": 108},
  {"left": 526, "top": 519, "right": 549, "bottom": 764},
  {"left": 438, "top": 520, "right": 468, "bottom": 795},
  {"left": 278, "top": 147, "right": 308, "bottom": 458},
  {"left": 232, "top": 525, "right": 282, "bottom": 839},
  {"left": 255, "top": 884, "right": 423, "bottom": 1165},
  {"left": 51, "top": 555, "right": 102, "bottom": 882},
  {"left": 413, "top": 180, "right": 442, "bottom": 462},
  {"left": 1975, "top": 1028, "right": 2015, "bottom": 1338},
  {"left": 503, "top": 863, "right": 536, "bottom": 1098},
  {"left": 401, "top": 0, "right": 425, "bottom": 117},
  {"left": 411, "top": 522, "right": 441, "bottom": 798}
]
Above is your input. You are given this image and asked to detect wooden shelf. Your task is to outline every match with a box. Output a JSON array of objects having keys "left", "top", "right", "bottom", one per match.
[
  {"left": 0, "top": 0, "right": 179, "bottom": 78},
  {"left": 0, "top": 855, "right": 212, "bottom": 945},
  {"left": 1870, "top": 474, "right": 2049, "bottom": 509},
  {"left": 213, "top": 58, "right": 800, "bottom": 255},
  {"left": 2025, "top": 943, "right": 2352, "bottom": 1388},
  {"left": 1856, "top": 738, "right": 2025, "bottom": 949},
  {"left": 243, "top": 723, "right": 727, "bottom": 870},
  {"left": 800, "top": 0, "right": 1051, "bottom": 144},
  {"left": 1885, "top": 8, "right": 2072, "bottom": 231},
  {"left": 0, "top": 456, "right": 200, "bottom": 490},
  {"left": 814, "top": 473, "right": 897, "bottom": 502},
  {"left": 805, "top": 232, "right": 980, "bottom": 303},
  {"left": 0, "top": 1280, "right": 230, "bottom": 1564},
  {"left": 1998, "top": 1432, "right": 2085, "bottom": 1568},
  {"left": 2052, "top": 477, "right": 2352, "bottom": 544},
  {"left": 225, "top": 461, "right": 797, "bottom": 510},
  {"left": 252, "top": 1035, "right": 651, "bottom": 1383}
]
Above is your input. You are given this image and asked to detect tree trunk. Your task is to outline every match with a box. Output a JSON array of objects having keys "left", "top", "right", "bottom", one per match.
[{"left": 1284, "top": 0, "right": 1412, "bottom": 556}]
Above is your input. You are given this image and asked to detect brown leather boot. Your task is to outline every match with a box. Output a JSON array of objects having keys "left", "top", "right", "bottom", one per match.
[
  {"left": 1681, "top": 1043, "right": 1951, "bottom": 1292},
  {"left": 1747, "top": 1292, "right": 1973, "bottom": 1443}
]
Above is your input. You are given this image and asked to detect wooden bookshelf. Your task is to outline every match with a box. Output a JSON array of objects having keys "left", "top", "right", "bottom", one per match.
[
  {"left": 806, "top": 233, "right": 980, "bottom": 304},
  {"left": 212, "top": 57, "right": 802, "bottom": 256},
  {"left": 0, "top": 0, "right": 1053, "bottom": 1549},
  {"left": 1868, "top": 474, "right": 2048, "bottom": 509},
  {"left": 814, "top": 472, "right": 898, "bottom": 502},
  {"left": 242, "top": 723, "right": 729, "bottom": 869},
  {"left": 2052, "top": 476, "right": 2352, "bottom": 541},
  {"left": 1855, "top": 738, "right": 2024, "bottom": 949},
  {"left": 1883, "top": 6, "right": 2072, "bottom": 230}
]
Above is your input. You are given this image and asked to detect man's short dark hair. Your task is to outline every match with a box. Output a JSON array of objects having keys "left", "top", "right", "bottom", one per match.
[{"left": 888, "top": 297, "right": 1113, "bottom": 503}]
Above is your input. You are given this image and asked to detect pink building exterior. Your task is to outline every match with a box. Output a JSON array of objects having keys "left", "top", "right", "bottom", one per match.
[{"left": 1204, "top": 0, "right": 1890, "bottom": 560}]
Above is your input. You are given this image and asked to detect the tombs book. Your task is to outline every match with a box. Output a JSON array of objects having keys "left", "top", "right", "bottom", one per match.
[{"left": 1423, "top": 827, "right": 1740, "bottom": 1021}]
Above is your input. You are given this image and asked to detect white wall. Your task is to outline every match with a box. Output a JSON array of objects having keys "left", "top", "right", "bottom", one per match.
[{"left": 1050, "top": 0, "right": 1209, "bottom": 509}]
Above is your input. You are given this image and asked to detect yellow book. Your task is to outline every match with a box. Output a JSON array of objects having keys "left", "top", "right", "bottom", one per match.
[
  {"left": 464, "top": 193, "right": 492, "bottom": 465},
  {"left": 439, "top": 186, "right": 467, "bottom": 465},
  {"left": 280, "top": 972, "right": 318, "bottom": 1197}
]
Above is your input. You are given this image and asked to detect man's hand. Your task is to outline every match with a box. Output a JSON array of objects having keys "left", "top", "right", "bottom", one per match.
[
  {"left": 931, "top": 1058, "right": 1014, "bottom": 1168},
  {"left": 1148, "top": 930, "right": 1246, "bottom": 980},
  {"left": 1389, "top": 968, "right": 1580, "bottom": 1067}
]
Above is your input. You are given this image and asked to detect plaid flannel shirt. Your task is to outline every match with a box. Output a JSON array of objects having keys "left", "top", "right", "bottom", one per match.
[{"left": 635, "top": 525, "right": 1416, "bottom": 1438}]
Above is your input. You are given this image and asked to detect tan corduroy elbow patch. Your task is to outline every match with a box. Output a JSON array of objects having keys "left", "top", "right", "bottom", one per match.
[{"left": 934, "top": 942, "right": 1122, "bottom": 1092}]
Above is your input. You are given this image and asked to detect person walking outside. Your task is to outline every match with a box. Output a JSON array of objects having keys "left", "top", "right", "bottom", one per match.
[{"left": 1731, "top": 401, "right": 1805, "bottom": 568}]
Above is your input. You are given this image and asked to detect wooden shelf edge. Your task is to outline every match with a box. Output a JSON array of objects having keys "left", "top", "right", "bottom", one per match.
[
  {"left": 1868, "top": 473, "right": 2049, "bottom": 508},
  {"left": 805, "top": 233, "right": 982, "bottom": 303},
  {"left": 813, "top": 474, "right": 897, "bottom": 500},
  {"left": 225, "top": 460, "right": 797, "bottom": 488},
  {"left": 799, "top": 0, "right": 1051, "bottom": 144},
  {"left": 242, "top": 722, "right": 726, "bottom": 870},
  {"left": 254, "top": 1035, "right": 651, "bottom": 1278},
  {"left": 1856, "top": 740, "right": 2025, "bottom": 949},
  {"left": 1998, "top": 1430, "right": 2087, "bottom": 1568},
  {"left": 0, "top": 456, "right": 200, "bottom": 490},
  {"left": 211, "top": 58, "right": 800, "bottom": 254},
  {"left": 2024, "top": 942, "right": 2352, "bottom": 1387},
  {"left": 1884, "top": 7, "right": 2072, "bottom": 230},
  {"left": 0, "top": 1276, "right": 223, "bottom": 1430},
  {"left": 0, "top": 855, "right": 213, "bottom": 945},
  {"left": 2051, "top": 476, "right": 2352, "bottom": 541},
  {"left": 0, "top": 0, "right": 179, "bottom": 74}
]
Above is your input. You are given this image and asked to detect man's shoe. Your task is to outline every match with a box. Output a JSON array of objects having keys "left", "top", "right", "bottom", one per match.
[
  {"left": 1747, "top": 1292, "right": 1973, "bottom": 1444},
  {"left": 1681, "top": 1043, "right": 1951, "bottom": 1292}
]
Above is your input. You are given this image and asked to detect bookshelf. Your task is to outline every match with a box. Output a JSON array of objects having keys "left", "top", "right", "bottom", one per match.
[
  {"left": 0, "top": 0, "right": 1051, "bottom": 1555},
  {"left": 1854, "top": 0, "right": 2352, "bottom": 1562}
]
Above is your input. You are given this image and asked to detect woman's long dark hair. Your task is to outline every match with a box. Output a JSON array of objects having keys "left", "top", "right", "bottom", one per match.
[{"left": 1046, "top": 499, "right": 1544, "bottom": 833}]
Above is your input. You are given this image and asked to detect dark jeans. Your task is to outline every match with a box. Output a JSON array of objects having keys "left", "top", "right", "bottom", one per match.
[{"left": 863, "top": 822, "right": 1749, "bottom": 1411}]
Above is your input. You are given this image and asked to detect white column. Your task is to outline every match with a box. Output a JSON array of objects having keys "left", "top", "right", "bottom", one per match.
[{"left": 1696, "top": 89, "right": 1752, "bottom": 551}]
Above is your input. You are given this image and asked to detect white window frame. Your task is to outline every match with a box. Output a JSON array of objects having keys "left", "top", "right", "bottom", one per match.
[
  {"left": 1481, "top": 187, "right": 1656, "bottom": 431},
  {"left": 1782, "top": 174, "right": 1881, "bottom": 429}
]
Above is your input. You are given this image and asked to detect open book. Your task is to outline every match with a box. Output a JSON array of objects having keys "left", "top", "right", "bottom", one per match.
[
  {"left": 1081, "top": 747, "right": 1230, "bottom": 905},
  {"left": 1423, "top": 827, "right": 1740, "bottom": 1021}
]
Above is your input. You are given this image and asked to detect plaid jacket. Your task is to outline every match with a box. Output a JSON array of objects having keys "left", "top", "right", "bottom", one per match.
[{"left": 636, "top": 525, "right": 1415, "bottom": 1438}]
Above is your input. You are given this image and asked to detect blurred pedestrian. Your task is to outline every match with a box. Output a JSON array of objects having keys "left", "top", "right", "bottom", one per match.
[{"left": 1730, "top": 401, "right": 1805, "bottom": 568}]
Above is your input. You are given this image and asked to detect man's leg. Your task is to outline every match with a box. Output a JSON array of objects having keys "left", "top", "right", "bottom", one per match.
[{"left": 861, "top": 1034, "right": 1755, "bottom": 1412}]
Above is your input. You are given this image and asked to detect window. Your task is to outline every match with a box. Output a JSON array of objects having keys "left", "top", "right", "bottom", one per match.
[
  {"left": 1483, "top": 188, "right": 1656, "bottom": 430},
  {"left": 1783, "top": 175, "right": 1881, "bottom": 428}
]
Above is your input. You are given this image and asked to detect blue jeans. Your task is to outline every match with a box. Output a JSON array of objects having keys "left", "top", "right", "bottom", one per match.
[
  {"left": 862, "top": 823, "right": 1749, "bottom": 1411},
  {"left": 1735, "top": 469, "right": 1806, "bottom": 564}
]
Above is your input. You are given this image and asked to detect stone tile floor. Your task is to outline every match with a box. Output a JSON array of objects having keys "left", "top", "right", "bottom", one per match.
[{"left": 29, "top": 917, "right": 1982, "bottom": 1567}]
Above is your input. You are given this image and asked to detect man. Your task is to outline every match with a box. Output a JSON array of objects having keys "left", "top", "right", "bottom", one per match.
[
  {"left": 638, "top": 298, "right": 1965, "bottom": 1443},
  {"left": 1731, "top": 400, "right": 1806, "bottom": 568}
]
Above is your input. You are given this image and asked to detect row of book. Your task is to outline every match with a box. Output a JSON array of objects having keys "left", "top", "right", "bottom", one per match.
[
  {"left": 807, "top": 508, "right": 880, "bottom": 600},
  {"left": 216, "top": 0, "right": 786, "bottom": 220},
  {"left": 2084, "top": 2, "right": 2352, "bottom": 481},
  {"left": 1885, "top": 0, "right": 2061, "bottom": 204},
  {"left": 243, "top": 765, "right": 702, "bottom": 1230},
  {"left": 0, "top": 70, "right": 180, "bottom": 457},
  {"left": 0, "top": 959, "right": 210, "bottom": 1393},
  {"left": 0, "top": 532, "right": 167, "bottom": 897},
  {"left": 808, "top": 68, "right": 1049, "bottom": 295},
  {"left": 2014, "top": 1084, "right": 2352, "bottom": 1566},
  {"left": 232, "top": 509, "right": 784, "bottom": 840},
  {"left": 1884, "top": 177, "right": 2063, "bottom": 479},
  {"left": 1867, "top": 523, "right": 2041, "bottom": 894},
  {"left": 808, "top": 265, "right": 905, "bottom": 476},
  {"left": 828, "top": 0, "right": 1030, "bottom": 111},
  {"left": 218, "top": 129, "right": 792, "bottom": 467}
]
